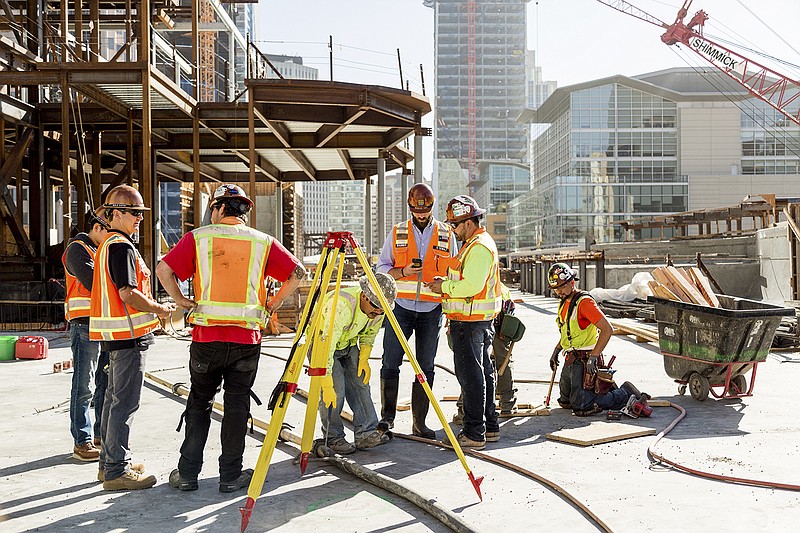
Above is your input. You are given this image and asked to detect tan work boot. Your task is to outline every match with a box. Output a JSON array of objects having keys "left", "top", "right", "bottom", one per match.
[
  {"left": 93, "top": 437, "right": 101, "bottom": 447},
  {"left": 102, "top": 470, "right": 156, "bottom": 491},
  {"left": 73, "top": 442, "right": 100, "bottom": 462},
  {"left": 98, "top": 463, "right": 145, "bottom": 483}
]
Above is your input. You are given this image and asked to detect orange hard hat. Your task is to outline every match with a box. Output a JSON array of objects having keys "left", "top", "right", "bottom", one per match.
[
  {"left": 446, "top": 195, "right": 485, "bottom": 224},
  {"left": 408, "top": 183, "right": 435, "bottom": 213}
]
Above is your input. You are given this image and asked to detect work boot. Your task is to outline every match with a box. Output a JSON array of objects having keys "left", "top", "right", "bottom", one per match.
[
  {"left": 377, "top": 378, "right": 399, "bottom": 432},
  {"left": 355, "top": 430, "right": 390, "bottom": 450},
  {"left": 557, "top": 398, "right": 571, "bottom": 410},
  {"left": 411, "top": 381, "right": 436, "bottom": 440},
  {"left": 169, "top": 468, "right": 199, "bottom": 491},
  {"left": 573, "top": 404, "right": 603, "bottom": 417},
  {"left": 451, "top": 412, "right": 463, "bottom": 425},
  {"left": 73, "top": 442, "right": 100, "bottom": 462},
  {"left": 102, "top": 470, "right": 157, "bottom": 491},
  {"left": 93, "top": 437, "right": 101, "bottom": 447},
  {"left": 443, "top": 431, "right": 485, "bottom": 451},
  {"left": 219, "top": 469, "right": 253, "bottom": 493},
  {"left": 620, "top": 381, "right": 651, "bottom": 401},
  {"left": 326, "top": 437, "right": 357, "bottom": 455},
  {"left": 485, "top": 431, "right": 500, "bottom": 442},
  {"left": 97, "top": 463, "right": 144, "bottom": 482}
]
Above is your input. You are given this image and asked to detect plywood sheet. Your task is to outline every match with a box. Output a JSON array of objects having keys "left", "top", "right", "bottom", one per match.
[{"left": 546, "top": 422, "right": 656, "bottom": 446}]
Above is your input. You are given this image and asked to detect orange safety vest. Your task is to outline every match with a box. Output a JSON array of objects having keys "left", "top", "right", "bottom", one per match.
[
  {"left": 441, "top": 228, "right": 502, "bottom": 322},
  {"left": 392, "top": 219, "right": 453, "bottom": 302},
  {"left": 62, "top": 238, "right": 96, "bottom": 321},
  {"left": 89, "top": 233, "right": 160, "bottom": 341},
  {"left": 189, "top": 221, "right": 273, "bottom": 330}
]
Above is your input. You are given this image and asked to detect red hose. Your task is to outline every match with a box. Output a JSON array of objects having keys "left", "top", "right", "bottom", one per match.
[{"left": 648, "top": 402, "right": 800, "bottom": 491}]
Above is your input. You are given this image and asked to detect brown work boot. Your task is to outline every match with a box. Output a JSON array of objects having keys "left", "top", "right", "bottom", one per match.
[
  {"left": 485, "top": 431, "right": 500, "bottom": 442},
  {"left": 443, "top": 431, "right": 485, "bottom": 451},
  {"left": 73, "top": 442, "right": 100, "bottom": 462},
  {"left": 97, "top": 463, "right": 145, "bottom": 482},
  {"left": 573, "top": 404, "right": 603, "bottom": 417},
  {"left": 102, "top": 470, "right": 156, "bottom": 491},
  {"left": 93, "top": 437, "right": 101, "bottom": 447}
]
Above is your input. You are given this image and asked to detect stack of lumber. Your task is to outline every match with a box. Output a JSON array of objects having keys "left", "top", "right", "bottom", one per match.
[
  {"left": 598, "top": 298, "right": 652, "bottom": 319},
  {"left": 648, "top": 266, "right": 720, "bottom": 307}
]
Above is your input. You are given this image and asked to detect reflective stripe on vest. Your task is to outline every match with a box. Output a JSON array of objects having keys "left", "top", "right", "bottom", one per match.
[
  {"left": 63, "top": 238, "right": 95, "bottom": 321},
  {"left": 392, "top": 220, "right": 452, "bottom": 303},
  {"left": 441, "top": 229, "right": 502, "bottom": 321},
  {"left": 89, "top": 233, "right": 160, "bottom": 341},
  {"left": 557, "top": 293, "right": 598, "bottom": 350},
  {"left": 190, "top": 223, "right": 272, "bottom": 330}
]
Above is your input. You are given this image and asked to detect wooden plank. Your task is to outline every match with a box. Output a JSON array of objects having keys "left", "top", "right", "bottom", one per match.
[
  {"left": 665, "top": 266, "right": 707, "bottom": 305},
  {"left": 546, "top": 422, "right": 656, "bottom": 446},
  {"left": 652, "top": 267, "right": 691, "bottom": 303},
  {"left": 648, "top": 399, "right": 672, "bottom": 407},
  {"left": 689, "top": 267, "right": 720, "bottom": 307},
  {"left": 648, "top": 280, "right": 679, "bottom": 301}
]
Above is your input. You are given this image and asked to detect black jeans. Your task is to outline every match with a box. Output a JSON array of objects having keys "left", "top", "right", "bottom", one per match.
[{"left": 178, "top": 341, "right": 260, "bottom": 482}]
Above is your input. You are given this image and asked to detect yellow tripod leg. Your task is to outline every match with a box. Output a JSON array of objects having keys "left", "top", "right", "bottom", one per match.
[
  {"left": 351, "top": 243, "right": 484, "bottom": 501},
  {"left": 299, "top": 246, "right": 347, "bottom": 473},
  {"left": 240, "top": 244, "right": 339, "bottom": 531}
]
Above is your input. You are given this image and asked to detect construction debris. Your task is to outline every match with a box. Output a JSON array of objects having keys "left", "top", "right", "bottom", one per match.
[{"left": 649, "top": 266, "right": 719, "bottom": 307}]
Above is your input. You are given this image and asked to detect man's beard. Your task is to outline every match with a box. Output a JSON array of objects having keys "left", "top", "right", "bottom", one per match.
[{"left": 412, "top": 215, "right": 431, "bottom": 231}]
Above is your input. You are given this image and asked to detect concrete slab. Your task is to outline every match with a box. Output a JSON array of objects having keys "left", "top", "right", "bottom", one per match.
[{"left": 2, "top": 290, "right": 800, "bottom": 532}]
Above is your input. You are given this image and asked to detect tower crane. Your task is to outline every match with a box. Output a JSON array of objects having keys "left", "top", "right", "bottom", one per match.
[
  {"left": 597, "top": 0, "right": 800, "bottom": 126},
  {"left": 467, "top": 0, "right": 478, "bottom": 195}
]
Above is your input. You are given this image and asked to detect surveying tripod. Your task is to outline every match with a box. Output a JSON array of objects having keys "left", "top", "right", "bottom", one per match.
[{"left": 239, "top": 231, "right": 483, "bottom": 531}]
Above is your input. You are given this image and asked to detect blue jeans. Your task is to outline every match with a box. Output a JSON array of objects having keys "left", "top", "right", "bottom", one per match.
[
  {"left": 380, "top": 304, "right": 443, "bottom": 383},
  {"left": 450, "top": 320, "right": 499, "bottom": 441},
  {"left": 559, "top": 359, "right": 629, "bottom": 412},
  {"left": 99, "top": 341, "right": 149, "bottom": 481},
  {"left": 178, "top": 341, "right": 260, "bottom": 482},
  {"left": 319, "top": 345, "right": 379, "bottom": 441},
  {"left": 69, "top": 323, "right": 106, "bottom": 445}
]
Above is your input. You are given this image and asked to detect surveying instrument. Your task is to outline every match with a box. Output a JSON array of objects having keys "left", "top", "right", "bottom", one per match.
[{"left": 239, "top": 231, "right": 483, "bottom": 531}]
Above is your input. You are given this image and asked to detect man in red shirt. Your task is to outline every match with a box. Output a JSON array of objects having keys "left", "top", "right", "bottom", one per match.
[
  {"left": 548, "top": 263, "right": 645, "bottom": 416},
  {"left": 156, "top": 184, "right": 305, "bottom": 492}
]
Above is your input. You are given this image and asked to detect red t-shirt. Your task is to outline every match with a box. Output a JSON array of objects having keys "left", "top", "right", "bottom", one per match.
[
  {"left": 162, "top": 223, "right": 301, "bottom": 344},
  {"left": 559, "top": 292, "right": 604, "bottom": 330}
]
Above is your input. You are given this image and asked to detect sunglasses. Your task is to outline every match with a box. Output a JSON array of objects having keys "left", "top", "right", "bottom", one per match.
[
  {"left": 119, "top": 209, "right": 145, "bottom": 218},
  {"left": 366, "top": 297, "right": 384, "bottom": 314},
  {"left": 449, "top": 220, "right": 465, "bottom": 229}
]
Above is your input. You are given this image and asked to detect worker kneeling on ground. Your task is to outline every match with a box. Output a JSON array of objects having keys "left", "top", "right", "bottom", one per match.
[
  {"left": 548, "top": 263, "right": 647, "bottom": 416},
  {"left": 317, "top": 273, "right": 397, "bottom": 454}
]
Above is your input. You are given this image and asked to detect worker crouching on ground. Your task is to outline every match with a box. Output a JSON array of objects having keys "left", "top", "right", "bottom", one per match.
[
  {"left": 548, "top": 262, "right": 644, "bottom": 416},
  {"left": 90, "top": 185, "right": 176, "bottom": 490},
  {"left": 317, "top": 273, "right": 397, "bottom": 454},
  {"left": 156, "top": 184, "right": 305, "bottom": 492},
  {"left": 427, "top": 196, "right": 502, "bottom": 451},
  {"left": 63, "top": 207, "right": 110, "bottom": 462},
  {"left": 376, "top": 183, "right": 457, "bottom": 439}
]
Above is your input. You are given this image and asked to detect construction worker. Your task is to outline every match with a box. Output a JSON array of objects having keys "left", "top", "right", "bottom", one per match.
[
  {"left": 63, "top": 207, "right": 109, "bottom": 462},
  {"left": 156, "top": 184, "right": 305, "bottom": 493},
  {"left": 90, "top": 185, "right": 176, "bottom": 490},
  {"left": 427, "top": 196, "right": 501, "bottom": 450},
  {"left": 547, "top": 262, "right": 644, "bottom": 416},
  {"left": 317, "top": 273, "right": 397, "bottom": 454},
  {"left": 376, "top": 183, "right": 457, "bottom": 438}
]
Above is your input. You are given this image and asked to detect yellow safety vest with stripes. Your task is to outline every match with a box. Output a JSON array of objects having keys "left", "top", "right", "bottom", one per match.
[
  {"left": 557, "top": 292, "right": 598, "bottom": 351},
  {"left": 89, "top": 233, "right": 160, "bottom": 341},
  {"left": 189, "top": 222, "right": 273, "bottom": 330},
  {"left": 442, "top": 228, "right": 502, "bottom": 322}
]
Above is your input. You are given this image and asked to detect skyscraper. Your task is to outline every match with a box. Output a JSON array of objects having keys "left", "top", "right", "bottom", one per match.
[{"left": 425, "top": 0, "right": 530, "bottom": 217}]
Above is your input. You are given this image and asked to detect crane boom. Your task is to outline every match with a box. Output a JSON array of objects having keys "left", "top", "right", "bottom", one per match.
[{"left": 599, "top": 0, "right": 800, "bottom": 126}]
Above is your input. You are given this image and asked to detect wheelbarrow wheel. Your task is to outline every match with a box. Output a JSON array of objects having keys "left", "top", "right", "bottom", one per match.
[
  {"left": 688, "top": 372, "right": 709, "bottom": 401},
  {"left": 728, "top": 375, "right": 747, "bottom": 395}
]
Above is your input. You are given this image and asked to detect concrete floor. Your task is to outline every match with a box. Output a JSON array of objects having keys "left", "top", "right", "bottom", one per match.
[{"left": 2, "top": 290, "right": 799, "bottom": 532}]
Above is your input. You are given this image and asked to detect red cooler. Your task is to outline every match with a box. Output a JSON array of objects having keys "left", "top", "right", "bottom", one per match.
[{"left": 15, "top": 336, "right": 49, "bottom": 360}]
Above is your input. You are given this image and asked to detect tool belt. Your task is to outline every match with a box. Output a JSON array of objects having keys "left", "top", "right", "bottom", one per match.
[
  {"left": 565, "top": 351, "right": 606, "bottom": 392},
  {"left": 564, "top": 349, "right": 593, "bottom": 366}
]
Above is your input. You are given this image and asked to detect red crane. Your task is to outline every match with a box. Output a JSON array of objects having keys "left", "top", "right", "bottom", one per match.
[
  {"left": 467, "top": 0, "right": 478, "bottom": 195},
  {"left": 598, "top": 0, "right": 800, "bottom": 126}
]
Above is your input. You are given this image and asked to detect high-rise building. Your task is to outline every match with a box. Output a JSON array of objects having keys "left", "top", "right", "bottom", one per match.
[
  {"left": 425, "top": 0, "right": 530, "bottom": 219},
  {"left": 525, "top": 50, "right": 557, "bottom": 110},
  {"left": 510, "top": 68, "right": 800, "bottom": 250},
  {"left": 264, "top": 55, "right": 319, "bottom": 81}
]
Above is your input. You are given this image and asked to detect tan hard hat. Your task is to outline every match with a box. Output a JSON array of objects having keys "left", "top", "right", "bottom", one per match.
[
  {"left": 359, "top": 272, "right": 397, "bottom": 309},
  {"left": 103, "top": 185, "right": 151, "bottom": 211}
]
